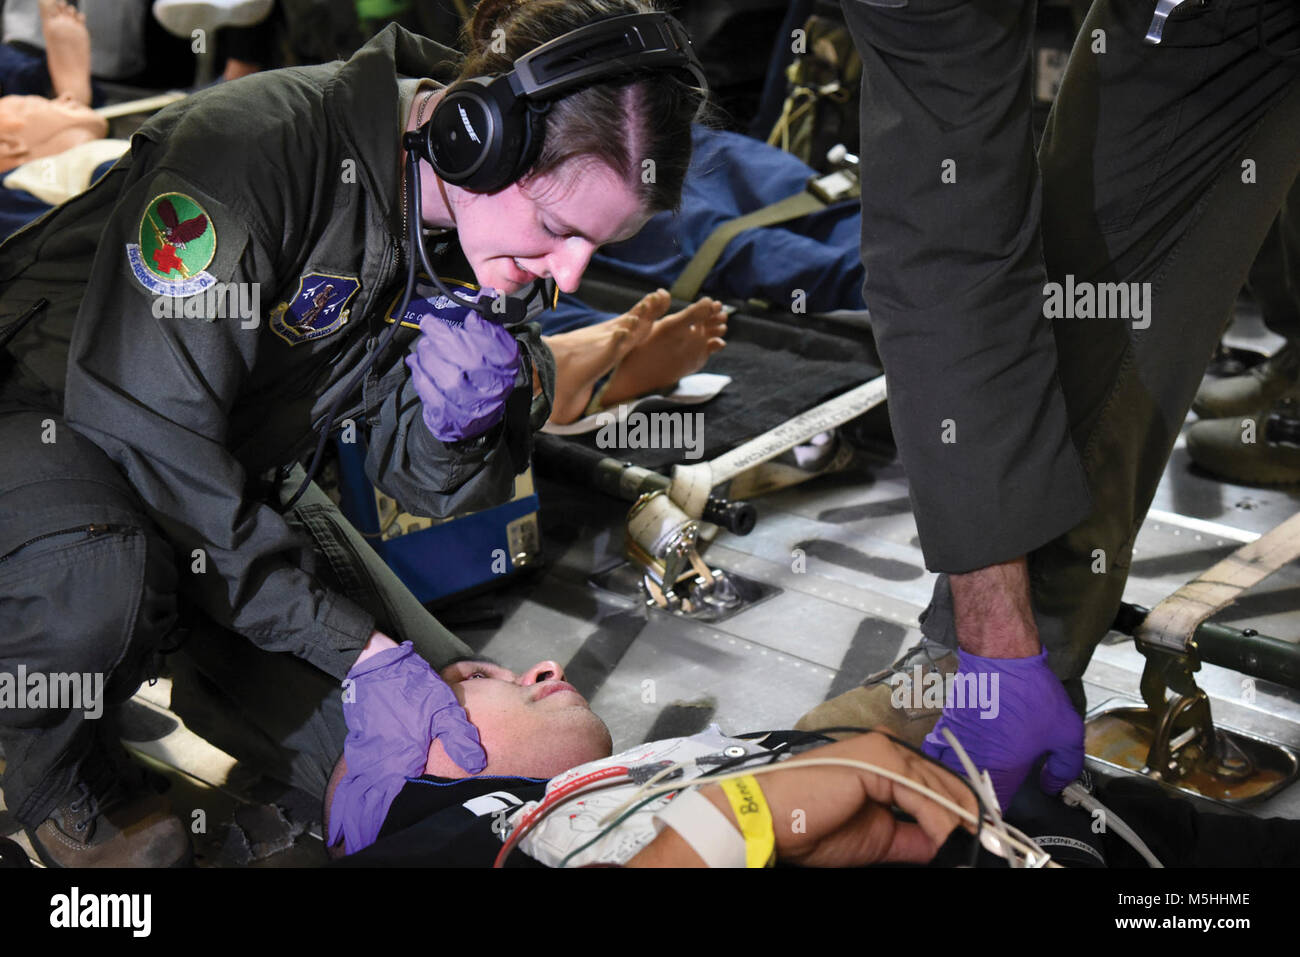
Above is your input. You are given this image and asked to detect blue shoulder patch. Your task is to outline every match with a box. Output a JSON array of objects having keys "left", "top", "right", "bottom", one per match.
[{"left": 270, "top": 273, "right": 360, "bottom": 345}]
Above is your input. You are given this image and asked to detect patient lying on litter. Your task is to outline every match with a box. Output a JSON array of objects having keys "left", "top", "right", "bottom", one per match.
[
  {"left": 324, "top": 637, "right": 1300, "bottom": 868},
  {"left": 322, "top": 635, "right": 976, "bottom": 868}
]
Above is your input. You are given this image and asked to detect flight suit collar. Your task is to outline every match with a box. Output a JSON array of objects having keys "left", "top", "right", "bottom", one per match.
[{"left": 324, "top": 23, "right": 463, "bottom": 241}]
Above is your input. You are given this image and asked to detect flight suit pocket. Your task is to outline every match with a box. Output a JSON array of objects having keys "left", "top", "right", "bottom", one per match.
[{"left": 0, "top": 528, "right": 148, "bottom": 695}]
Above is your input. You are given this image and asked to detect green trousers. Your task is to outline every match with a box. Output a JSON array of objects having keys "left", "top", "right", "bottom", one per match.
[{"left": 841, "top": 0, "right": 1300, "bottom": 709}]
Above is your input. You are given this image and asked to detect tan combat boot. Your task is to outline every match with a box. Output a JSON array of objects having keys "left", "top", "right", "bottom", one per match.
[
  {"left": 1193, "top": 341, "right": 1300, "bottom": 419},
  {"left": 795, "top": 642, "right": 958, "bottom": 749},
  {"left": 25, "top": 744, "right": 191, "bottom": 868},
  {"left": 1186, "top": 397, "right": 1300, "bottom": 486}
]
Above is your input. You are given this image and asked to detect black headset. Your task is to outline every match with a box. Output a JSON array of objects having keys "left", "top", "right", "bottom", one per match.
[
  {"left": 405, "top": 11, "right": 707, "bottom": 195},
  {"left": 284, "top": 12, "right": 706, "bottom": 510}
]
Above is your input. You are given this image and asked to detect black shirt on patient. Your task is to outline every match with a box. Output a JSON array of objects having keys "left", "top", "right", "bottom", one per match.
[{"left": 338, "top": 774, "right": 550, "bottom": 868}]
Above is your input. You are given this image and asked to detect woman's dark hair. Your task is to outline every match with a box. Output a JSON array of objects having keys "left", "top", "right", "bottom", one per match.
[{"left": 458, "top": 0, "right": 710, "bottom": 213}]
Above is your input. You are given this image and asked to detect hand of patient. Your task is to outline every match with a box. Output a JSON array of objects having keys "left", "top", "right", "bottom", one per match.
[
  {"left": 328, "top": 639, "right": 486, "bottom": 854},
  {"left": 627, "top": 732, "right": 977, "bottom": 868},
  {"left": 921, "top": 649, "right": 1084, "bottom": 810}
]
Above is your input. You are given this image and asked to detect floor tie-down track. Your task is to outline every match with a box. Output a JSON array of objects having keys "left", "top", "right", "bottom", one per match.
[{"left": 1088, "top": 514, "right": 1300, "bottom": 804}]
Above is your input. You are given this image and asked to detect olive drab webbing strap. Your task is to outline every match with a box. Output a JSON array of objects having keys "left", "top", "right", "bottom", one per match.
[
  {"left": 669, "top": 190, "right": 829, "bottom": 303},
  {"left": 1137, "top": 510, "right": 1300, "bottom": 652},
  {"left": 668, "top": 163, "right": 860, "bottom": 303}
]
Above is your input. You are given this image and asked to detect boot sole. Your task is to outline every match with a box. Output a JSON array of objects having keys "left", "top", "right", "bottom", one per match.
[{"left": 1191, "top": 399, "right": 1265, "bottom": 419}]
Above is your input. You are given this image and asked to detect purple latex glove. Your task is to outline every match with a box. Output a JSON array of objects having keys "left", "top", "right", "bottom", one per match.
[
  {"left": 405, "top": 310, "right": 520, "bottom": 443},
  {"left": 922, "top": 649, "right": 1083, "bottom": 811},
  {"left": 328, "top": 641, "right": 486, "bottom": 854}
]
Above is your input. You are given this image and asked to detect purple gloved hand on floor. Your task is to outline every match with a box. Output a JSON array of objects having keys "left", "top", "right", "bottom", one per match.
[
  {"left": 922, "top": 648, "right": 1084, "bottom": 811},
  {"left": 405, "top": 310, "right": 520, "bottom": 443},
  {"left": 328, "top": 641, "right": 486, "bottom": 854}
]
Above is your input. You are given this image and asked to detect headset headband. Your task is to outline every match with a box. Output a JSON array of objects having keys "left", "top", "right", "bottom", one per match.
[{"left": 508, "top": 12, "right": 707, "bottom": 104}]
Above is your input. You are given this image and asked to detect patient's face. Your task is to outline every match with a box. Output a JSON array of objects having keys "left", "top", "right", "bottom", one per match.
[
  {"left": 0, "top": 95, "right": 106, "bottom": 173},
  {"left": 433, "top": 659, "right": 614, "bottom": 779}
]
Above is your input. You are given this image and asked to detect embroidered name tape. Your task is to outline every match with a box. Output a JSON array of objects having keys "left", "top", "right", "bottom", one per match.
[{"left": 386, "top": 276, "right": 498, "bottom": 330}]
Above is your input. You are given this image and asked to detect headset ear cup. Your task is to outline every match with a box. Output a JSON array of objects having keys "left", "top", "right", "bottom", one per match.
[
  {"left": 510, "top": 102, "right": 549, "bottom": 187},
  {"left": 476, "top": 93, "right": 534, "bottom": 193},
  {"left": 426, "top": 75, "right": 536, "bottom": 194},
  {"left": 426, "top": 79, "right": 491, "bottom": 185},
  {"left": 425, "top": 77, "right": 502, "bottom": 192}
]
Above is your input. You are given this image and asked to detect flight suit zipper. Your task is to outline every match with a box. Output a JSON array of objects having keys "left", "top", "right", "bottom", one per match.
[{"left": 0, "top": 523, "right": 132, "bottom": 563}]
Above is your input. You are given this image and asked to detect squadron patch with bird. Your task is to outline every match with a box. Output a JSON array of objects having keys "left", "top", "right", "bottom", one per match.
[{"left": 128, "top": 192, "right": 219, "bottom": 296}]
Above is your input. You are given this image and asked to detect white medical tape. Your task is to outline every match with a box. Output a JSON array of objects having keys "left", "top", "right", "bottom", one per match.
[{"left": 653, "top": 788, "right": 746, "bottom": 868}]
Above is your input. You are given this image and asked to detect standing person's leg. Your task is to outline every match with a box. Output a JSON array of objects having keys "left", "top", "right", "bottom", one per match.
[
  {"left": 1247, "top": 175, "right": 1300, "bottom": 343},
  {"left": 1186, "top": 173, "right": 1300, "bottom": 479},
  {"left": 837, "top": 0, "right": 1091, "bottom": 576},
  {"left": 0, "top": 404, "right": 188, "bottom": 866},
  {"left": 802, "top": 0, "right": 1080, "bottom": 740},
  {"left": 168, "top": 464, "right": 474, "bottom": 799},
  {"left": 1027, "top": 0, "right": 1300, "bottom": 705},
  {"left": 1189, "top": 173, "right": 1300, "bottom": 415}
]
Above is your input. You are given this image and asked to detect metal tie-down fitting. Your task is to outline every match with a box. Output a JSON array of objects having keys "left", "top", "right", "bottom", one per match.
[{"left": 624, "top": 490, "right": 726, "bottom": 613}]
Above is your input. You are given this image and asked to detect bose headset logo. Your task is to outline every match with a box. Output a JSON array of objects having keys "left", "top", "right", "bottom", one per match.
[{"left": 457, "top": 104, "right": 482, "bottom": 144}]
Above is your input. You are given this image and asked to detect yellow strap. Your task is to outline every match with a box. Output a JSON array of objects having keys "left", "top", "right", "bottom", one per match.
[{"left": 719, "top": 776, "right": 775, "bottom": 868}]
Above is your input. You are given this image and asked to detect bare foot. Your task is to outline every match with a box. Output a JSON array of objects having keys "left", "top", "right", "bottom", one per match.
[
  {"left": 545, "top": 289, "right": 671, "bottom": 425},
  {"left": 41, "top": 1, "right": 93, "bottom": 107},
  {"left": 599, "top": 296, "right": 728, "bottom": 407}
]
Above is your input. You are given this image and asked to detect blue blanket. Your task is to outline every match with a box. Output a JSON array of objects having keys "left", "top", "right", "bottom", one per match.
[
  {"left": 540, "top": 125, "right": 865, "bottom": 335},
  {"left": 0, "top": 181, "right": 50, "bottom": 239},
  {"left": 0, "top": 158, "right": 118, "bottom": 239}
]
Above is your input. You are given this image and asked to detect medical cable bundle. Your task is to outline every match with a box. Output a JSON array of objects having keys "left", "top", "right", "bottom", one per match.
[{"left": 491, "top": 727, "right": 1060, "bottom": 869}]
